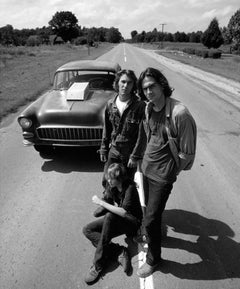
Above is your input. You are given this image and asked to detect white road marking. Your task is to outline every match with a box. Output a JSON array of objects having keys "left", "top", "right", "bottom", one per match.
[
  {"left": 134, "top": 170, "right": 155, "bottom": 289},
  {"left": 123, "top": 44, "right": 127, "bottom": 62}
]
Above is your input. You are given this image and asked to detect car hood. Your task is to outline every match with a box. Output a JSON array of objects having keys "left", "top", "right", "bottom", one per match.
[{"left": 37, "top": 90, "right": 114, "bottom": 126}]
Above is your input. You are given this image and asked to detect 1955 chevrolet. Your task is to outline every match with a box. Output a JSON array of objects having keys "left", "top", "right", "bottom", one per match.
[{"left": 18, "top": 60, "right": 121, "bottom": 154}]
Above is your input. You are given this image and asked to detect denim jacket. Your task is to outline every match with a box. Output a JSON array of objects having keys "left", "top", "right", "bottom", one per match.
[{"left": 100, "top": 93, "right": 146, "bottom": 161}]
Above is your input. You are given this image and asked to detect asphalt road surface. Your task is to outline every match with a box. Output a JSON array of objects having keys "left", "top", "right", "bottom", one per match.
[{"left": 1, "top": 43, "right": 240, "bottom": 289}]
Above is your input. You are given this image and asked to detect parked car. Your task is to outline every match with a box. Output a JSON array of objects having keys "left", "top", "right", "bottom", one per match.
[{"left": 18, "top": 60, "right": 121, "bottom": 154}]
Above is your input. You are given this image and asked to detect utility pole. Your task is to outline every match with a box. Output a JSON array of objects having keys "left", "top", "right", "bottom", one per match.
[{"left": 159, "top": 23, "right": 166, "bottom": 49}]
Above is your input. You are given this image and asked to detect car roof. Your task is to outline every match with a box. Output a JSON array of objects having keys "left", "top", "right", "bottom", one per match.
[{"left": 56, "top": 60, "right": 121, "bottom": 73}]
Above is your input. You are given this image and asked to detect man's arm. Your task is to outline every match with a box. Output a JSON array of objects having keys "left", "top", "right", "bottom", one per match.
[
  {"left": 129, "top": 120, "right": 147, "bottom": 167},
  {"left": 99, "top": 103, "right": 112, "bottom": 162},
  {"left": 92, "top": 195, "right": 127, "bottom": 218},
  {"left": 177, "top": 112, "right": 197, "bottom": 173}
]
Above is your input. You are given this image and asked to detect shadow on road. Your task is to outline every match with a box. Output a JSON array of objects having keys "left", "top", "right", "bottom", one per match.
[
  {"left": 100, "top": 236, "right": 139, "bottom": 278},
  {"left": 40, "top": 147, "right": 104, "bottom": 173},
  {"left": 156, "top": 209, "right": 240, "bottom": 280}
]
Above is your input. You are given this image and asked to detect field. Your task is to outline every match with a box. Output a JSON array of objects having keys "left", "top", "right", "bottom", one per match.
[
  {"left": 0, "top": 42, "right": 240, "bottom": 124},
  {"left": 136, "top": 42, "right": 240, "bottom": 83},
  {"left": 0, "top": 43, "right": 115, "bottom": 123}
]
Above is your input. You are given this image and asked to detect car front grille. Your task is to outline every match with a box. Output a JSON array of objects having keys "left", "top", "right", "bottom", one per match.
[{"left": 36, "top": 127, "right": 103, "bottom": 141}]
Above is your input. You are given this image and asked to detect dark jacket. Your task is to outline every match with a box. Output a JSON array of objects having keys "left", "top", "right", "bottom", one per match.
[
  {"left": 100, "top": 94, "right": 146, "bottom": 161},
  {"left": 94, "top": 179, "right": 143, "bottom": 226}
]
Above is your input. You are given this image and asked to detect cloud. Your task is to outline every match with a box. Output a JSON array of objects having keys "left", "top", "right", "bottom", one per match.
[
  {"left": 0, "top": 0, "right": 239, "bottom": 38},
  {"left": 202, "top": 9, "right": 217, "bottom": 19}
]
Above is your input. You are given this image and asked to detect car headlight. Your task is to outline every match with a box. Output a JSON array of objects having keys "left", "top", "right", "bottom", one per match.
[{"left": 18, "top": 117, "right": 32, "bottom": 129}]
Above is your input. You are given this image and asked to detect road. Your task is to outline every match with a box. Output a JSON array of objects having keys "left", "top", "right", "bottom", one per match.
[{"left": 1, "top": 43, "right": 240, "bottom": 289}]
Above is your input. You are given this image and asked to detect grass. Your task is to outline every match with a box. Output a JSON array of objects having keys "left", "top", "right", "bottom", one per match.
[
  {"left": 0, "top": 43, "right": 115, "bottom": 123},
  {"left": 136, "top": 42, "right": 240, "bottom": 83}
]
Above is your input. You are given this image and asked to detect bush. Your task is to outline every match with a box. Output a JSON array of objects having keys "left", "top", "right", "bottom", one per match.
[
  {"left": 183, "top": 47, "right": 195, "bottom": 55},
  {"left": 73, "top": 36, "right": 87, "bottom": 45},
  {"left": 208, "top": 49, "right": 222, "bottom": 58},
  {"left": 195, "top": 49, "right": 209, "bottom": 58},
  {"left": 231, "top": 43, "right": 240, "bottom": 55},
  {"left": 26, "top": 36, "right": 41, "bottom": 47}
]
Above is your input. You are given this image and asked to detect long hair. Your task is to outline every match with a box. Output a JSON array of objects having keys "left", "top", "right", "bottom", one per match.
[
  {"left": 113, "top": 69, "right": 137, "bottom": 94},
  {"left": 107, "top": 163, "right": 128, "bottom": 183},
  {"left": 137, "top": 67, "right": 173, "bottom": 101}
]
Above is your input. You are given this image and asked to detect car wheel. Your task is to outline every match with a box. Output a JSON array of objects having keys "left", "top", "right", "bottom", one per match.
[{"left": 34, "top": 145, "right": 54, "bottom": 154}]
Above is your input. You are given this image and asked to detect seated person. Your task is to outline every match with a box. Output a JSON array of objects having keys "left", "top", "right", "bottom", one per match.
[{"left": 82, "top": 163, "right": 143, "bottom": 284}]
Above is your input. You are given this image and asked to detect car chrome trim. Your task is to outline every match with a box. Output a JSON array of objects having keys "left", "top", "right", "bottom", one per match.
[
  {"left": 23, "top": 139, "right": 34, "bottom": 146},
  {"left": 36, "top": 127, "right": 103, "bottom": 141},
  {"left": 56, "top": 60, "right": 121, "bottom": 73},
  {"left": 23, "top": 132, "right": 34, "bottom": 138}
]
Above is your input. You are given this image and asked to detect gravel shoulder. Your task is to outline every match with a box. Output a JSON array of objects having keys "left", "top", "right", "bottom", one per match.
[{"left": 140, "top": 48, "right": 240, "bottom": 110}]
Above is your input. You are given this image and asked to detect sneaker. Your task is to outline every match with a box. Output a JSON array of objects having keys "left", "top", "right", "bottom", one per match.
[
  {"left": 118, "top": 246, "right": 131, "bottom": 273},
  {"left": 84, "top": 265, "right": 101, "bottom": 284},
  {"left": 137, "top": 262, "right": 158, "bottom": 278}
]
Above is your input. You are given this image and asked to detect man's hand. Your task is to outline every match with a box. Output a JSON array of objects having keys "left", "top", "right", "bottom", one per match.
[
  {"left": 92, "top": 195, "right": 102, "bottom": 206},
  {"left": 127, "top": 158, "right": 138, "bottom": 168},
  {"left": 100, "top": 154, "right": 107, "bottom": 162}
]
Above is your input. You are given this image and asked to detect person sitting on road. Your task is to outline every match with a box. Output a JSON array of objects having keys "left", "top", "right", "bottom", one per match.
[{"left": 82, "top": 163, "right": 143, "bottom": 285}]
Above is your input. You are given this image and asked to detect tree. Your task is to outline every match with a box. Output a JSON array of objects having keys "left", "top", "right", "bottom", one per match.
[
  {"left": 221, "top": 26, "right": 232, "bottom": 44},
  {"left": 97, "top": 27, "right": 108, "bottom": 42},
  {"left": 137, "top": 31, "right": 146, "bottom": 42},
  {"left": 227, "top": 9, "right": 240, "bottom": 50},
  {"left": 164, "top": 33, "right": 173, "bottom": 42},
  {"left": 173, "top": 31, "right": 181, "bottom": 42},
  {"left": 0, "top": 24, "right": 14, "bottom": 45},
  {"left": 201, "top": 18, "right": 224, "bottom": 49},
  {"left": 49, "top": 11, "right": 79, "bottom": 42},
  {"left": 131, "top": 30, "right": 138, "bottom": 39},
  {"left": 189, "top": 32, "right": 197, "bottom": 43},
  {"left": 106, "top": 27, "right": 122, "bottom": 43}
]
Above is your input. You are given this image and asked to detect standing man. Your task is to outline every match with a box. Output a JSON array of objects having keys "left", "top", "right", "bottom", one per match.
[
  {"left": 136, "top": 67, "right": 197, "bottom": 278},
  {"left": 99, "top": 69, "right": 145, "bottom": 186}
]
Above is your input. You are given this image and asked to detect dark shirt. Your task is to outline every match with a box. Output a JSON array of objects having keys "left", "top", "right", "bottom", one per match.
[
  {"left": 102, "top": 179, "right": 143, "bottom": 224},
  {"left": 142, "top": 108, "right": 177, "bottom": 183},
  {"left": 141, "top": 97, "right": 197, "bottom": 182}
]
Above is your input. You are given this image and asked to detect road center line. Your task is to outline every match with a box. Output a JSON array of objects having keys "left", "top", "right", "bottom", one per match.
[
  {"left": 123, "top": 44, "right": 127, "bottom": 62},
  {"left": 134, "top": 170, "right": 155, "bottom": 289}
]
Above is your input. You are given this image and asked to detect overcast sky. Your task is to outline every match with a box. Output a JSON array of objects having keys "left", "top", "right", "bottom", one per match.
[{"left": 0, "top": 0, "right": 239, "bottom": 38}]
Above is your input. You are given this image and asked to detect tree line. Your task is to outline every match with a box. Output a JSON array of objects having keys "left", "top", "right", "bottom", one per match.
[
  {"left": 0, "top": 11, "right": 123, "bottom": 46},
  {"left": 0, "top": 9, "right": 239, "bottom": 53},
  {"left": 131, "top": 9, "right": 240, "bottom": 53}
]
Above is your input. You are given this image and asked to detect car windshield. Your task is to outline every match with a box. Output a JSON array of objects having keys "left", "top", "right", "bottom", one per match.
[{"left": 53, "top": 70, "right": 115, "bottom": 91}]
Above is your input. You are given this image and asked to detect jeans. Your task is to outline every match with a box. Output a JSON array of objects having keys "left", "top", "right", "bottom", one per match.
[
  {"left": 83, "top": 212, "right": 139, "bottom": 270},
  {"left": 143, "top": 176, "right": 173, "bottom": 266},
  {"left": 102, "top": 145, "right": 137, "bottom": 187}
]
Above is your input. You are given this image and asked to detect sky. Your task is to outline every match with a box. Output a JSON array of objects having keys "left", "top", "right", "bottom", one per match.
[{"left": 0, "top": 0, "right": 239, "bottom": 38}]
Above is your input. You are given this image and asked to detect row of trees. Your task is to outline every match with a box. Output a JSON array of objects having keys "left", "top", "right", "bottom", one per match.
[
  {"left": 131, "top": 9, "right": 240, "bottom": 52},
  {"left": 0, "top": 11, "right": 123, "bottom": 46},
  {"left": 0, "top": 9, "right": 239, "bottom": 51}
]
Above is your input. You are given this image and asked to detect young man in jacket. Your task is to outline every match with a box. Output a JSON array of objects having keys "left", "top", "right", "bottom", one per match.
[
  {"left": 136, "top": 67, "right": 197, "bottom": 278},
  {"left": 99, "top": 69, "right": 146, "bottom": 186}
]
